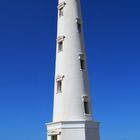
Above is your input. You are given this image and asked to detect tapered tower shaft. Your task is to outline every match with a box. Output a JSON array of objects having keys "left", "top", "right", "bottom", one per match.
[{"left": 53, "top": 0, "right": 92, "bottom": 122}]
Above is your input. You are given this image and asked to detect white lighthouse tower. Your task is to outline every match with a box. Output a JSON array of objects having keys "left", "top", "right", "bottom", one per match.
[{"left": 46, "top": 0, "right": 100, "bottom": 140}]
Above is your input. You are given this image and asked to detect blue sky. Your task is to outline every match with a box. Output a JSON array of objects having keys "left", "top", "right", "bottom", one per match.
[{"left": 0, "top": 0, "right": 140, "bottom": 140}]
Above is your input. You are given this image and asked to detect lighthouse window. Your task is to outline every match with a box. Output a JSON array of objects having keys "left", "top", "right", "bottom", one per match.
[
  {"left": 57, "top": 36, "right": 65, "bottom": 52},
  {"left": 51, "top": 135, "right": 57, "bottom": 140},
  {"left": 84, "top": 101, "right": 90, "bottom": 114},
  {"left": 77, "top": 22, "right": 81, "bottom": 32},
  {"left": 76, "top": 18, "right": 82, "bottom": 32},
  {"left": 79, "top": 54, "right": 85, "bottom": 70},
  {"left": 59, "top": 7, "right": 63, "bottom": 17},
  {"left": 57, "top": 80, "right": 62, "bottom": 93},
  {"left": 80, "top": 59, "right": 85, "bottom": 70},
  {"left": 58, "top": 41, "right": 63, "bottom": 52},
  {"left": 58, "top": 2, "right": 66, "bottom": 17}
]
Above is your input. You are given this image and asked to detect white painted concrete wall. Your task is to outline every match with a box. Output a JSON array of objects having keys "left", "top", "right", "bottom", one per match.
[{"left": 47, "top": 121, "right": 100, "bottom": 140}]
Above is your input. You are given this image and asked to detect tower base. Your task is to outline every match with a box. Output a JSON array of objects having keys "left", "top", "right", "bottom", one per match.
[{"left": 46, "top": 121, "right": 100, "bottom": 140}]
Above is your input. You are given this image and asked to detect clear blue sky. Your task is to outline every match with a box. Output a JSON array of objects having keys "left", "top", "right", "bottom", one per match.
[{"left": 0, "top": 0, "right": 140, "bottom": 140}]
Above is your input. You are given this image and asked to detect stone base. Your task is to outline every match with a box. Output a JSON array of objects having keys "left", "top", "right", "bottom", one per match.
[{"left": 46, "top": 121, "right": 100, "bottom": 140}]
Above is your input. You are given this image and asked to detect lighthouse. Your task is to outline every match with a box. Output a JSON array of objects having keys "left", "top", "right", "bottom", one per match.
[{"left": 46, "top": 0, "right": 100, "bottom": 140}]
